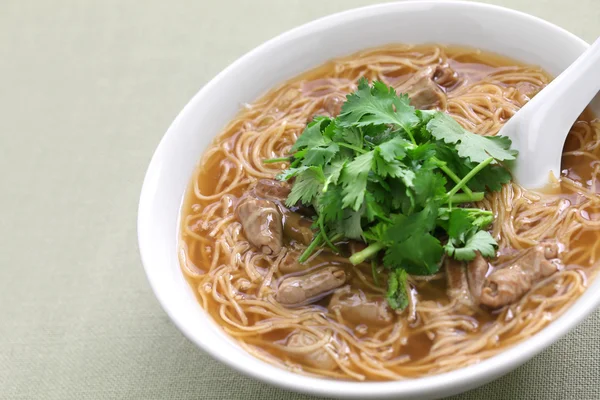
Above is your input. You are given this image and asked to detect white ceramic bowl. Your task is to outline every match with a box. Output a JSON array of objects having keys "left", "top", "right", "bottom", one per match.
[{"left": 138, "top": 2, "right": 600, "bottom": 399}]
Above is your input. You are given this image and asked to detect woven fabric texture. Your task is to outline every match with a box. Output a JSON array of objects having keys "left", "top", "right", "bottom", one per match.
[{"left": 1, "top": 1, "right": 599, "bottom": 399}]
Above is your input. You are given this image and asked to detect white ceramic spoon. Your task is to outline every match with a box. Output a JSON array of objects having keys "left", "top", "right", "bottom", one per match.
[{"left": 500, "top": 37, "right": 600, "bottom": 189}]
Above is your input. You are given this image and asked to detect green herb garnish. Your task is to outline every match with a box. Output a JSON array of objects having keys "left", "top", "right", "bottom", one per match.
[
  {"left": 386, "top": 269, "right": 410, "bottom": 311},
  {"left": 267, "top": 78, "right": 516, "bottom": 310}
]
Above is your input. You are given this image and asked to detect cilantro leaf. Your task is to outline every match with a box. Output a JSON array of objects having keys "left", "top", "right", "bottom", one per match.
[
  {"left": 471, "top": 211, "right": 494, "bottom": 230},
  {"left": 333, "top": 126, "right": 363, "bottom": 147},
  {"left": 383, "top": 203, "right": 438, "bottom": 244},
  {"left": 373, "top": 155, "right": 405, "bottom": 178},
  {"left": 471, "top": 164, "right": 513, "bottom": 192},
  {"left": 322, "top": 157, "right": 346, "bottom": 192},
  {"left": 367, "top": 180, "right": 391, "bottom": 205},
  {"left": 407, "top": 142, "right": 437, "bottom": 161},
  {"left": 376, "top": 136, "right": 409, "bottom": 162},
  {"left": 301, "top": 142, "right": 339, "bottom": 167},
  {"left": 340, "top": 151, "right": 374, "bottom": 211},
  {"left": 316, "top": 185, "right": 344, "bottom": 223},
  {"left": 384, "top": 233, "right": 443, "bottom": 275},
  {"left": 435, "top": 144, "right": 512, "bottom": 192},
  {"left": 395, "top": 168, "right": 416, "bottom": 189},
  {"left": 427, "top": 112, "right": 517, "bottom": 163},
  {"left": 386, "top": 269, "right": 409, "bottom": 310},
  {"left": 276, "top": 166, "right": 308, "bottom": 181},
  {"left": 388, "top": 178, "right": 412, "bottom": 213},
  {"left": 333, "top": 208, "right": 364, "bottom": 240},
  {"left": 361, "top": 125, "right": 392, "bottom": 145},
  {"left": 412, "top": 169, "right": 447, "bottom": 207},
  {"left": 439, "top": 207, "right": 494, "bottom": 231},
  {"left": 445, "top": 230, "right": 497, "bottom": 261},
  {"left": 416, "top": 109, "right": 437, "bottom": 123},
  {"left": 338, "top": 78, "right": 419, "bottom": 132},
  {"left": 380, "top": 202, "right": 440, "bottom": 270},
  {"left": 372, "top": 136, "right": 413, "bottom": 178},
  {"left": 291, "top": 117, "right": 332, "bottom": 152},
  {"left": 364, "top": 191, "right": 387, "bottom": 222},
  {"left": 268, "top": 79, "right": 515, "bottom": 309},
  {"left": 439, "top": 207, "right": 495, "bottom": 243},
  {"left": 447, "top": 209, "right": 476, "bottom": 243},
  {"left": 285, "top": 167, "right": 324, "bottom": 207}
]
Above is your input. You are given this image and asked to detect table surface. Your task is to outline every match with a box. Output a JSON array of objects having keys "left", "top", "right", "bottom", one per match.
[{"left": 2, "top": 1, "right": 600, "bottom": 399}]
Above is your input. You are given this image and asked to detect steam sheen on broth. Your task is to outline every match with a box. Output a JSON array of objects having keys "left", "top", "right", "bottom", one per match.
[{"left": 179, "top": 45, "right": 600, "bottom": 381}]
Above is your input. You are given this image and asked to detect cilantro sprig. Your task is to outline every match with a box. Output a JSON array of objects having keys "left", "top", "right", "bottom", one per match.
[{"left": 266, "top": 78, "right": 516, "bottom": 310}]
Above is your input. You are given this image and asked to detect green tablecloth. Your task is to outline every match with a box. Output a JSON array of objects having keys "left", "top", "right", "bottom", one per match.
[{"left": 1, "top": 1, "right": 599, "bottom": 399}]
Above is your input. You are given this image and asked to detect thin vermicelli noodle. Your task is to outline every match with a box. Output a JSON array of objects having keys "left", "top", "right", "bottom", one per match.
[{"left": 179, "top": 45, "right": 600, "bottom": 380}]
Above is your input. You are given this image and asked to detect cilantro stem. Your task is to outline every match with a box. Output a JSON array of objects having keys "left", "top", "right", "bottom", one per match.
[
  {"left": 448, "top": 192, "right": 484, "bottom": 204},
  {"left": 298, "top": 232, "right": 343, "bottom": 263},
  {"left": 298, "top": 232, "right": 323, "bottom": 263},
  {"left": 337, "top": 142, "right": 366, "bottom": 154},
  {"left": 329, "top": 232, "right": 343, "bottom": 243},
  {"left": 359, "top": 127, "right": 365, "bottom": 148},
  {"left": 263, "top": 157, "right": 291, "bottom": 164},
  {"left": 371, "top": 260, "right": 380, "bottom": 287},
  {"left": 447, "top": 157, "right": 494, "bottom": 199},
  {"left": 349, "top": 242, "right": 384, "bottom": 265},
  {"left": 318, "top": 219, "right": 339, "bottom": 253},
  {"left": 432, "top": 157, "right": 473, "bottom": 196},
  {"left": 406, "top": 130, "right": 417, "bottom": 145}
]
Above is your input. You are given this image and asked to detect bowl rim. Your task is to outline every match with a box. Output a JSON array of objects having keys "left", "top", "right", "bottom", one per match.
[{"left": 138, "top": 1, "right": 597, "bottom": 398}]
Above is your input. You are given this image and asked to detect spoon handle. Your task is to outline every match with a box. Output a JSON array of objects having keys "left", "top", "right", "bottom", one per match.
[
  {"left": 505, "top": 37, "right": 600, "bottom": 188},
  {"left": 526, "top": 37, "right": 600, "bottom": 125}
]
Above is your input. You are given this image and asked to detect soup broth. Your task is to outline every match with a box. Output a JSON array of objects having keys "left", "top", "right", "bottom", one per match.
[{"left": 179, "top": 45, "right": 600, "bottom": 380}]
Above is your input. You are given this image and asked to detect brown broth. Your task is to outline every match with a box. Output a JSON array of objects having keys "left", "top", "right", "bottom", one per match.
[{"left": 180, "top": 44, "right": 600, "bottom": 380}]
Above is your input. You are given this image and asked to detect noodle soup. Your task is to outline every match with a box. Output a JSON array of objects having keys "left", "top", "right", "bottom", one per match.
[{"left": 179, "top": 45, "right": 600, "bottom": 381}]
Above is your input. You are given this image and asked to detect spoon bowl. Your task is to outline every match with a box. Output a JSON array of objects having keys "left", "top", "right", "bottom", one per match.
[{"left": 500, "top": 37, "right": 600, "bottom": 189}]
